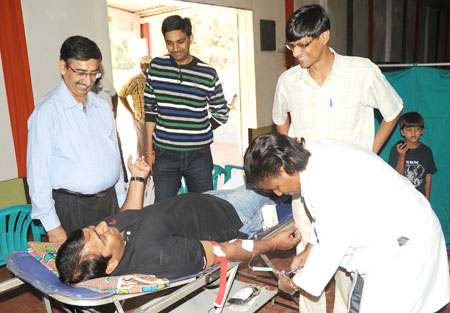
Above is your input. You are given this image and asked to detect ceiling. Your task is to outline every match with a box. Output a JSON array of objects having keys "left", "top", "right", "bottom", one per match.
[
  {"left": 106, "top": 0, "right": 450, "bottom": 17},
  {"left": 106, "top": 0, "right": 197, "bottom": 17}
]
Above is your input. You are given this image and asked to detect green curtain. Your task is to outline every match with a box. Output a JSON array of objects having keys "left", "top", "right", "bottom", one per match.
[{"left": 376, "top": 66, "right": 450, "bottom": 248}]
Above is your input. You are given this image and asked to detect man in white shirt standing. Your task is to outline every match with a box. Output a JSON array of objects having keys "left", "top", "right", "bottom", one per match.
[
  {"left": 273, "top": 5, "right": 403, "bottom": 312},
  {"left": 244, "top": 133, "right": 450, "bottom": 313}
]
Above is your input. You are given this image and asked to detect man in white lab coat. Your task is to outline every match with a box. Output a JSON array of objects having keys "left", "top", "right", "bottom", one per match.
[{"left": 244, "top": 133, "right": 450, "bottom": 313}]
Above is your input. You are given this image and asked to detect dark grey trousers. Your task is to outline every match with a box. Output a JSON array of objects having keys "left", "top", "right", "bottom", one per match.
[
  {"left": 349, "top": 274, "right": 364, "bottom": 313},
  {"left": 53, "top": 187, "right": 119, "bottom": 235}
]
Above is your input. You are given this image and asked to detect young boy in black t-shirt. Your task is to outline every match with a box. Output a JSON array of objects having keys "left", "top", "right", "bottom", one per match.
[{"left": 388, "top": 112, "right": 437, "bottom": 200}]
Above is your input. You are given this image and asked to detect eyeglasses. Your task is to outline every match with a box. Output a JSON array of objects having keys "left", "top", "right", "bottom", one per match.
[
  {"left": 285, "top": 38, "right": 315, "bottom": 51},
  {"left": 66, "top": 65, "right": 102, "bottom": 79}
]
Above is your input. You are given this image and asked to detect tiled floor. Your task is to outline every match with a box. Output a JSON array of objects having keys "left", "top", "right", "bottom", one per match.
[
  {"left": 1, "top": 131, "right": 449, "bottom": 312},
  {"left": 0, "top": 250, "right": 306, "bottom": 313},
  {"left": 211, "top": 141, "right": 243, "bottom": 169},
  {"left": 1, "top": 251, "right": 449, "bottom": 312}
]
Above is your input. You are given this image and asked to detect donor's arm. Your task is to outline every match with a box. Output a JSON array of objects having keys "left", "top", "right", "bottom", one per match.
[
  {"left": 120, "top": 156, "right": 150, "bottom": 212},
  {"left": 201, "top": 225, "right": 301, "bottom": 268}
]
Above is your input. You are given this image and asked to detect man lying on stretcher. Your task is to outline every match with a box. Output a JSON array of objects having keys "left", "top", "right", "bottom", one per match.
[{"left": 56, "top": 156, "right": 301, "bottom": 285}]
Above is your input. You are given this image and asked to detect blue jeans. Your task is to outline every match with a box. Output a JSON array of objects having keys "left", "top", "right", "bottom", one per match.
[
  {"left": 205, "top": 186, "right": 276, "bottom": 238},
  {"left": 153, "top": 146, "right": 213, "bottom": 203}
]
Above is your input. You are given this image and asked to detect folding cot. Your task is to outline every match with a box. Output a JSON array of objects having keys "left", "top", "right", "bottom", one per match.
[{"left": 1, "top": 203, "right": 293, "bottom": 313}]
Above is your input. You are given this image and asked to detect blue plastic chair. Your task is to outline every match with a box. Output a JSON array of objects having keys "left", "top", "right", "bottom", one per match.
[
  {"left": 179, "top": 164, "right": 227, "bottom": 193},
  {"left": 0, "top": 204, "right": 46, "bottom": 266},
  {"left": 224, "top": 164, "right": 244, "bottom": 183}
]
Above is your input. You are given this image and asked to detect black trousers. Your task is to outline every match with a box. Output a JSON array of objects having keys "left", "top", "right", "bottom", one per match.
[{"left": 52, "top": 187, "right": 119, "bottom": 235}]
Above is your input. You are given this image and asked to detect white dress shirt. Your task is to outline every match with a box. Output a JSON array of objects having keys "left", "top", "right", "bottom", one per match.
[
  {"left": 27, "top": 81, "right": 126, "bottom": 231},
  {"left": 273, "top": 48, "right": 403, "bottom": 150}
]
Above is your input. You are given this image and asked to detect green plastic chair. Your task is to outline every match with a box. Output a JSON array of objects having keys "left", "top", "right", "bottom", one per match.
[
  {"left": 212, "top": 164, "right": 227, "bottom": 190},
  {"left": 179, "top": 164, "right": 227, "bottom": 193},
  {"left": 224, "top": 164, "right": 244, "bottom": 183},
  {"left": 0, "top": 204, "right": 46, "bottom": 266}
]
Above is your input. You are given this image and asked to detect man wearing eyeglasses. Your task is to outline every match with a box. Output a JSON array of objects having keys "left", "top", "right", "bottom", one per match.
[
  {"left": 27, "top": 35, "right": 127, "bottom": 243},
  {"left": 272, "top": 5, "right": 404, "bottom": 313}
]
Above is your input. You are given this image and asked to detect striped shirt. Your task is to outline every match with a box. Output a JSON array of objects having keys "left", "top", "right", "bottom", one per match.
[
  {"left": 119, "top": 72, "right": 146, "bottom": 123},
  {"left": 144, "top": 55, "right": 229, "bottom": 151}
]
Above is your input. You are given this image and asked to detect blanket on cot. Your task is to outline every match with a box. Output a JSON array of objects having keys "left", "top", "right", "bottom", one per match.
[{"left": 27, "top": 241, "right": 174, "bottom": 294}]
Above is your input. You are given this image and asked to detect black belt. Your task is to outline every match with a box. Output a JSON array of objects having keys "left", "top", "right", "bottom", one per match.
[{"left": 53, "top": 187, "right": 112, "bottom": 198}]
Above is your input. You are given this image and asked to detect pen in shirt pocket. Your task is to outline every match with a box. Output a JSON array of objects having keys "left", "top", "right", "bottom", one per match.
[{"left": 330, "top": 98, "right": 333, "bottom": 108}]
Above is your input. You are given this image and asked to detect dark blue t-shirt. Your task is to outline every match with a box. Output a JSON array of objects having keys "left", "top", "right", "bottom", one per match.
[{"left": 388, "top": 143, "right": 437, "bottom": 197}]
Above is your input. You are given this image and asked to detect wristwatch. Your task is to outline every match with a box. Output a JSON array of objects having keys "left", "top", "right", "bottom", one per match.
[{"left": 130, "top": 176, "right": 146, "bottom": 184}]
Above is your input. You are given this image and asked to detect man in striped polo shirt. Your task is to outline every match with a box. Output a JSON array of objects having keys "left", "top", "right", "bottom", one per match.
[{"left": 144, "top": 15, "right": 229, "bottom": 203}]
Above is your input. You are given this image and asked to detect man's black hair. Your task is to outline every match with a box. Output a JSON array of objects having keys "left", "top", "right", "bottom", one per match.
[
  {"left": 56, "top": 229, "right": 112, "bottom": 285},
  {"left": 286, "top": 4, "right": 330, "bottom": 42},
  {"left": 59, "top": 35, "right": 102, "bottom": 66},
  {"left": 244, "top": 133, "right": 311, "bottom": 185},
  {"left": 399, "top": 112, "right": 425, "bottom": 129},
  {"left": 161, "top": 15, "right": 192, "bottom": 37}
]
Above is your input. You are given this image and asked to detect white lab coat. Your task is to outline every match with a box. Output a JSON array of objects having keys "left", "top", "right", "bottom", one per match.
[{"left": 292, "top": 140, "right": 450, "bottom": 313}]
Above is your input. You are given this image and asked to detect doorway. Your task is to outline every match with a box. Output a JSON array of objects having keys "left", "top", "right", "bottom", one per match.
[{"left": 106, "top": 0, "right": 255, "bottom": 171}]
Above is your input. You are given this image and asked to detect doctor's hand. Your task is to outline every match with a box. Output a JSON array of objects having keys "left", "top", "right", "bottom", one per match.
[
  {"left": 290, "top": 243, "right": 313, "bottom": 271},
  {"left": 48, "top": 226, "right": 67, "bottom": 243},
  {"left": 278, "top": 271, "right": 300, "bottom": 295},
  {"left": 127, "top": 156, "right": 151, "bottom": 180},
  {"left": 273, "top": 225, "right": 301, "bottom": 250}
]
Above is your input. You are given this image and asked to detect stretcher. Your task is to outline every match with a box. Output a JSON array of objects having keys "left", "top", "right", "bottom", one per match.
[{"left": 0, "top": 203, "right": 292, "bottom": 313}]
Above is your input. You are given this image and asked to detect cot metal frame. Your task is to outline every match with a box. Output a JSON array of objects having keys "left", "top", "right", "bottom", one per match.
[{"left": 2, "top": 208, "right": 293, "bottom": 313}]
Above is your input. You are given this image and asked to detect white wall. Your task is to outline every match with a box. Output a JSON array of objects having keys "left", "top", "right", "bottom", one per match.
[
  {"left": 107, "top": 6, "right": 147, "bottom": 90},
  {"left": 108, "top": 6, "right": 141, "bottom": 39},
  {"left": 201, "top": 0, "right": 357, "bottom": 129},
  {"left": 1, "top": 0, "right": 447, "bottom": 181},
  {"left": 21, "top": 0, "right": 113, "bottom": 104},
  {"left": 0, "top": 0, "right": 113, "bottom": 181},
  {"left": 0, "top": 52, "right": 18, "bottom": 180},
  {"left": 252, "top": 1, "right": 286, "bottom": 128},
  {"left": 181, "top": 0, "right": 286, "bottom": 129}
]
